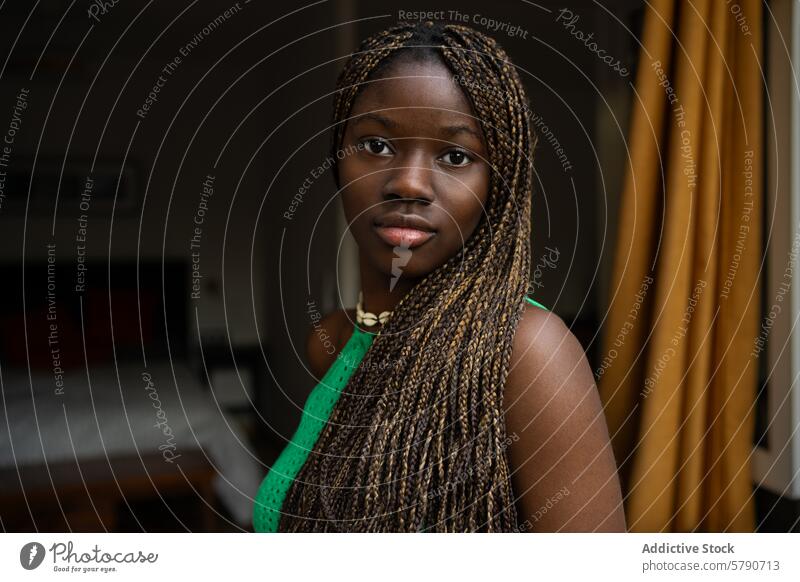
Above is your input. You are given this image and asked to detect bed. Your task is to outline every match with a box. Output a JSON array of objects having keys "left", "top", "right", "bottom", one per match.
[{"left": 0, "top": 261, "right": 262, "bottom": 531}]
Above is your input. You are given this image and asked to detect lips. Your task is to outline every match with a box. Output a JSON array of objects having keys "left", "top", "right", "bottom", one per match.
[{"left": 373, "top": 213, "right": 436, "bottom": 249}]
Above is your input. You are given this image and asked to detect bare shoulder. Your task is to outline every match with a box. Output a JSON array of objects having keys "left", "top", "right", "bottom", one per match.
[
  {"left": 511, "top": 302, "right": 571, "bottom": 357},
  {"left": 505, "top": 304, "right": 588, "bottom": 422},
  {"left": 306, "top": 307, "right": 356, "bottom": 380},
  {"left": 503, "top": 302, "right": 626, "bottom": 531}
]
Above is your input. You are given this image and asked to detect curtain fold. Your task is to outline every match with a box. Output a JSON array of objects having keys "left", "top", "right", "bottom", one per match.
[{"left": 598, "top": 0, "right": 763, "bottom": 532}]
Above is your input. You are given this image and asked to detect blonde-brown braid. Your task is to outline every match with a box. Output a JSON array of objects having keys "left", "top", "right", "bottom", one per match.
[{"left": 279, "top": 21, "right": 537, "bottom": 532}]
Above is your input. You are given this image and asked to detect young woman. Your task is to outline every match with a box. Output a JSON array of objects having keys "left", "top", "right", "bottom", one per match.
[{"left": 254, "top": 21, "right": 626, "bottom": 532}]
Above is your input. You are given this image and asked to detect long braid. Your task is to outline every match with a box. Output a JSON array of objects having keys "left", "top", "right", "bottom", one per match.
[{"left": 279, "top": 21, "right": 537, "bottom": 532}]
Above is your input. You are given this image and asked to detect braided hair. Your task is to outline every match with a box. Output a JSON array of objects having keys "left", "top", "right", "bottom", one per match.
[{"left": 279, "top": 21, "right": 537, "bottom": 532}]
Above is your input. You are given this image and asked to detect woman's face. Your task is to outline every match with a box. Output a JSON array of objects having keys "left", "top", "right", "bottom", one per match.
[{"left": 337, "top": 57, "right": 490, "bottom": 281}]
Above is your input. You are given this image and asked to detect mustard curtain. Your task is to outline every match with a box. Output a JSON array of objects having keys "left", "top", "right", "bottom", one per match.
[{"left": 598, "top": 0, "right": 763, "bottom": 532}]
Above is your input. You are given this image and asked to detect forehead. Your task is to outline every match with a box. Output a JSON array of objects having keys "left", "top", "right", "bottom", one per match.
[{"left": 348, "top": 58, "right": 481, "bottom": 133}]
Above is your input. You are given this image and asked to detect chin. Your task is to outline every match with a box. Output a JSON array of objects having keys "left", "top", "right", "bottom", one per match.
[{"left": 369, "top": 252, "right": 440, "bottom": 283}]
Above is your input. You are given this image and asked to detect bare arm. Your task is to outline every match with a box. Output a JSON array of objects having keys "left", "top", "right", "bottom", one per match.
[{"left": 503, "top": 305, "right": 627, "bottom": 532}]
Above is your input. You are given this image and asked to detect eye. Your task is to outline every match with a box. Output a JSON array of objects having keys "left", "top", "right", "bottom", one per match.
[
  {"left": 439, "top": 149, "right": 472, "bottom": 167},
  {"left": 360, "top": 137, "right": 393, "bottom": 156}
]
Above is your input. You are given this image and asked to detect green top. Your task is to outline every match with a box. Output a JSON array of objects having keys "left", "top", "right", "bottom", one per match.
[{"left": 253, "top": 295, "right": 549, "bottom": 532}]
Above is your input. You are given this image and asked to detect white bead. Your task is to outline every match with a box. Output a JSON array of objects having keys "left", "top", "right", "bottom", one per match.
[{"left": 356, "top": 290, "right": 392, "bottom": 327}]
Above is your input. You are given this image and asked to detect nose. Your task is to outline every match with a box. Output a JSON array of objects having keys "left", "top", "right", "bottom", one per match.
[{"left": 382, "top": 151, "right": 434, "bottom": 204}]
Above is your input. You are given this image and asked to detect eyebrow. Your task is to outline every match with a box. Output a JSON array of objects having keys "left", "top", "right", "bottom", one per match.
[
  {"left": 352, "top": 112, "right": 484, "bottom": 143},
  {"left": 351, "top": 112, "right": 399, "bottom": 129},
  {"left": 440, "top": 124, "right": 483, "bottom": 142}
]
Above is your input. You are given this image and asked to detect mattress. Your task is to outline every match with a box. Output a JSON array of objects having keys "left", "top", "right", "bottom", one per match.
[{"left": 0, "top": 361, "right": 262, "bottom": 528}]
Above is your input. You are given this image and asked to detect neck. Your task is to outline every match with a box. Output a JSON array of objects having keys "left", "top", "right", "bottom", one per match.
[{"left": 357, "top": 252, "right": 418, "bottom": 331}]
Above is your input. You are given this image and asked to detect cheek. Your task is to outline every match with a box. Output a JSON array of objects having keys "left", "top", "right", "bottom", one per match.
[
  {"left": 336, "top": 155, "right": 360, "bottom": 192},
  {"left": 437, "top": 169, "right": 490, "bottom": 242},
  {"left": 338, "top": 158, "right": 377, "bottom": 222},
  {"left": 338, "top": 160, "right": 394, "bottom": 256}
]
